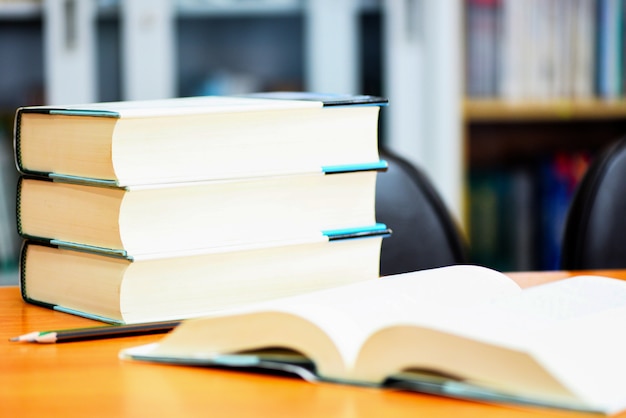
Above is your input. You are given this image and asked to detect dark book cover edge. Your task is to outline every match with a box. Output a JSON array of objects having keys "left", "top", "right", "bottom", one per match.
[
  {"left": 20, "top": 236, "right": 131, "bottom": 260},
  {"left": 241, "top": 91, "right": 388, "bottom": 107}
]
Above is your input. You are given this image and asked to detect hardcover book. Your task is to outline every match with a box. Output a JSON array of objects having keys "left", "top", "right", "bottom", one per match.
[
  {"left": 14, "top": 93, "right": 387, "bottom": 186},
  {"left": 17, "top": 164, "right": 385, "bottom": 258},
  {"left": 19, "top": 225, "right": 389, "bottom": 324}
]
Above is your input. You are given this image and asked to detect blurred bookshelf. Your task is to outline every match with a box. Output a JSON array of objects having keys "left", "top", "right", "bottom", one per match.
[
  {"left": 0, "top": 0, "right": 41, "bottom": 18},
  {"left": 464, "top": 0, "right": 626, "bottom": 271},
  {"left": 465, "top": 99, "right": 626, "bottom": 122}
]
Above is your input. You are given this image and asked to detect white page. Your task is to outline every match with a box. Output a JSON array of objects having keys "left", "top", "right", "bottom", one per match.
[
  {"left": 414, "top": 276, "right": 626, "bottom": 413},
  {"left": 246, "top": 265, "right": 521, "bottom": 369}
]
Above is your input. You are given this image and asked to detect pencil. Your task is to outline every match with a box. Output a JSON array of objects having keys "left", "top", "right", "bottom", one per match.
[{"left": 9, "top": 320, "right": 180, "bottom": 343}]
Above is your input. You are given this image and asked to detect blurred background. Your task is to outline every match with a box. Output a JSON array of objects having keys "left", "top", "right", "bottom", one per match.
[{"left": 1, "top": 0, "right": 625, "bottom": 285}]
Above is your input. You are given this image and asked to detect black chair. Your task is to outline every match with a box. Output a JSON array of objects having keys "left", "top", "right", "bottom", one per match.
[
  {"left": 376, "top": 148, "right": 469, "bottom": 275},
  {"left": 561, "top": 136, "right": 626, "bottom": 269}
]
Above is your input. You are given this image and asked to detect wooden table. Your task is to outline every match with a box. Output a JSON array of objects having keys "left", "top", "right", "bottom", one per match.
[{"left": 3, "top": 270, "right": 626, "bottom": 418}]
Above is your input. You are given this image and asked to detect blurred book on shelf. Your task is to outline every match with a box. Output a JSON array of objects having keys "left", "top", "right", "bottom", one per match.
[
  {"left": 469, "top": 151, "right": 591, "bottom": 271},
  {"left": 537, "top": 151, "right": 591, "bottom": 270},
  {"left": 469, "top": 165, "right": 536, "bottom": 272},
  {"left": 465, "top": 0, "right": 623, "bottom": 101},
  {"left": 465, "top": 0, "right": 501, "bottom": 98}
]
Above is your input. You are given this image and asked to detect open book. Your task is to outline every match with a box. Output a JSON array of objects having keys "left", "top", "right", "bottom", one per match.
[{"left": 121, "top": 265, "right": 626, "bottom": 414}]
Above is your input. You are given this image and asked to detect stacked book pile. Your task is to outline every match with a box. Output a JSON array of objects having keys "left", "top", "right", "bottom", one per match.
[{"left": 13, "top": 92, "right": 390, "bottom": 324}]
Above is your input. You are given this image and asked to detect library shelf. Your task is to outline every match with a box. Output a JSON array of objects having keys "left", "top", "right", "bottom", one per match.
[{"left": 465, "top": 99, "right": 626, "bottom": 123}]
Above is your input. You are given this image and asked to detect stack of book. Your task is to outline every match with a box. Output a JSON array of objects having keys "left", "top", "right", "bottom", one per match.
[{"left": 13, "top": 92, "right": 390, "bottom": 324}]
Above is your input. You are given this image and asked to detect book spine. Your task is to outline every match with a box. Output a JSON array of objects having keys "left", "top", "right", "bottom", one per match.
[
  {"left": 13, "top": 107, "right": 120, "bottom": 180},
  {"left": 19, "top": 240, "right": 124, "bottom": 324},
  {"left": 466, "top": 0, "right": 501, "bottom": 97},
  {"left": 485, "top": 0, "right": 622, "bottom": 100},
  {"left": 19, "top": 240, "right": 56, "bottom": 311},
  {"left": 15, "top": 176, "right": 24, "bottom": 237},
  {"left": 13, "top": 108, "right": 25, "bottom": 175},
  {"left": 16, "top": 175, "right": 56, "bottom": 236}
]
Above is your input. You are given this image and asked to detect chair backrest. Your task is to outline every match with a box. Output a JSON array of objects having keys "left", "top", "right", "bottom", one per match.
[
  {"left": 561, "top": 136, "right": 626, "bottom": 269},
  {"left": 376, "top": 149, "right": 469, "bottom": 275}
]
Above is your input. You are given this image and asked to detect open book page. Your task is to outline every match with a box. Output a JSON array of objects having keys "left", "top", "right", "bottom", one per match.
[
  {"left": 391, "top": 275, "right": 626, "bottom": 414},
  {"left": 495, "top": 276, "right": 626, "bottom": 414},
  {"left": 129, "top": 265, "right": 521, "bottom": 378},
  {"left": 264, "top": 265, "right": 520, "bottom": 372}
]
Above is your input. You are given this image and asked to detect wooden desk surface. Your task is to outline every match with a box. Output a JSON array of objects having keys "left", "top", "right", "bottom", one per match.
[{"left": 2, "top": 270, "right": 626, "bottom": 418}]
